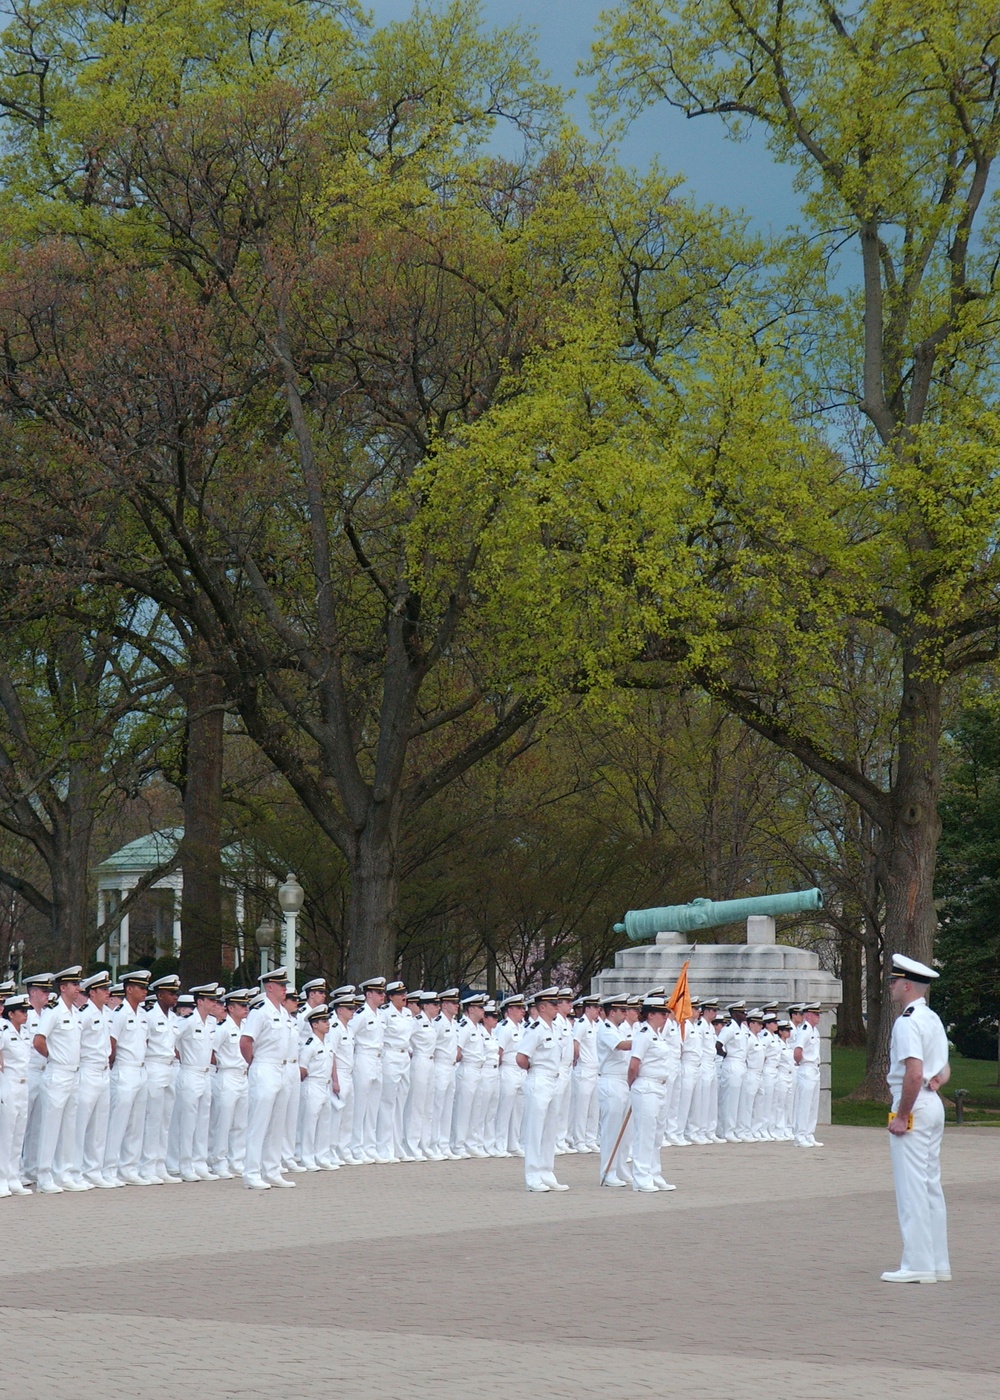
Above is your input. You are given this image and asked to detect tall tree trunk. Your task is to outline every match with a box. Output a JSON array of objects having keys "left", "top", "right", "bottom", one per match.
[
  {"left": 344, "top": 807, "right": 400, "bottom": 981},
  {"left": 878, "top": 667, "right": 942, "bottom": 964},
  {"left": 178, "top": 663, "right": 225, "bottom": 985},
  {"left": 837, "top": 927, "right": 866, "bottom": 1048},
  {"left": 50, "top": 759, "right": 98, "bottom": 965},
  {"left": 849, "top": 667, "right": 942, "bottom": 1099}
]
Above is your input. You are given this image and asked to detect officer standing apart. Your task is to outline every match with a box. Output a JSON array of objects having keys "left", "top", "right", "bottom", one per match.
[{"left": 882, "top": 954, "right": 951, "bottom": 1285}]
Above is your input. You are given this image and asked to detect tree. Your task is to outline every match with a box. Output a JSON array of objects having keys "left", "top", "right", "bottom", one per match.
[
  {"left": 590, "top": 0, "right": 1000, "bottom": 1089},
  {"left": 935, "top": 705, "right": 1000, "bottom": 1060},
  {"left": 0, "top": 1, "right": 761, "bottom": 978}
]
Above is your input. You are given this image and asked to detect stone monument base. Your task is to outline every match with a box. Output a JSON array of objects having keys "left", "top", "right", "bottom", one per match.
[{"left": 592, "top": 918, "right": 842, "bottom": 1124}]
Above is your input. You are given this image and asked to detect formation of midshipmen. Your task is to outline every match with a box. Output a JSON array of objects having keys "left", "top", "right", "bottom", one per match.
[{"left": 0, "top": 966, "right": 824, "bottom": 1196}]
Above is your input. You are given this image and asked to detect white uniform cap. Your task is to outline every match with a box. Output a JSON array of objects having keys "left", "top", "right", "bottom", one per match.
[
  {"left": 301, "top": 978, "right": 327, "bottom": 994},
  {"left": 890, "top": 953, "right": 938, "bottom": 984}
]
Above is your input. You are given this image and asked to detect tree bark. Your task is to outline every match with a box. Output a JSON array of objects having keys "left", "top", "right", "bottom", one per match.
[
  {"left": 344, "top": 807, "right": 401, "bottom": 981},
  {"left": 837, "top": 927, "right": 865, "bottom": 1048},
  {"left": 178, "top": 663, "right": 225, "bottom": 985},
  {"left": 52, "top": 759, "right": 97, "bottom": 966}
]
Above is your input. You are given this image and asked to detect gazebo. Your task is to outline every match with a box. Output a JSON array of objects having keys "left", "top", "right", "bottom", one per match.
[{"left": 94, "top": 828, "right": 246, "bottom": 970}]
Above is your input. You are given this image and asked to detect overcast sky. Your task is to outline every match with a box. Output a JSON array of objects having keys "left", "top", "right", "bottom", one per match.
[{"left": 366, "top": 0, "right": 803, "bottom": 235}]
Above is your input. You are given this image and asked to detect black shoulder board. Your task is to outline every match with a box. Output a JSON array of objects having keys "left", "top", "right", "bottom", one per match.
[
  {"left": 639, "top": 1024, "right": 648, "bottom": 1033},
  {"left": 902, "top": 1006, "right": 914, "bottom": 1017}
]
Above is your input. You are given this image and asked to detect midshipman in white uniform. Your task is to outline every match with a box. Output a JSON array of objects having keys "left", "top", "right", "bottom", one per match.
[{"left": 882, "top": 954, "right": 951, "bottom": 1284}]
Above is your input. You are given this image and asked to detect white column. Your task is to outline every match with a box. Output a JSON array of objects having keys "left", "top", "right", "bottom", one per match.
[
  {"left": 234, "top": 888, "right": 245, "bottom": 971},
  {"left": 283, "top": 910, "right": 298, "bottom": 990},
  {"left": 119, "top": 906, "right": 130, "bottom": 967},
  {"left": 96, "top": 886, "right": 107, "bottom": 962},
  {"left": 172, "top": 888, "right": 182, "bottom": 957}
]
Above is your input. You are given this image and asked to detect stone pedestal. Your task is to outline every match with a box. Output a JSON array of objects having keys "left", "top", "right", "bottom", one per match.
[{"left": 592, "top": 924, "right": 842, "bottom": 1124}]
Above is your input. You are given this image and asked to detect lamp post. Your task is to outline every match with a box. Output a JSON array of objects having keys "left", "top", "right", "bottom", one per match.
[
  {"left": 277, "top": 873, "right": 304, "bottom": 991},
  {"left": 255, "top": 917, "right": 276, "bottom": 981}
]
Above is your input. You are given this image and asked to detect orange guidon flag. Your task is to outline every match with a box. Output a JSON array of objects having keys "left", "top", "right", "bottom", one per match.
[{"left": 667, "top": 960, "right": 693, "bottom": 1039}]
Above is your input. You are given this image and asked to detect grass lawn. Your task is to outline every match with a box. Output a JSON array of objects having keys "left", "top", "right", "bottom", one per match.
[{"left": 831, "top": 1045, "right": 1000, "bottom": 1127}]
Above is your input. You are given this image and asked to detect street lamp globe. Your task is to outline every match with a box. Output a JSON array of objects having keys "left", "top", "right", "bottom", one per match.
[
  {"left": 277, "top": 873, "right": 305, "bottom": 915},
  {"left": 255, "top": 916, "right": 276, "bottom": 978}
]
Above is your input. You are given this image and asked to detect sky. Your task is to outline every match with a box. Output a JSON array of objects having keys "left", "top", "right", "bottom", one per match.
[{"left": 366, "top": 0, "right": 805, "bottom": 238}]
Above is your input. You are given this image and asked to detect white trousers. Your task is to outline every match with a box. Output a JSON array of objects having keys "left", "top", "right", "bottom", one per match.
[
  {"left": 700, "top": 1062, "right": 719, "bottom": 1136},
  {"left": 376, "top": 1051, "right": 411, "bottom": 1159},
  {"left": 281, "top": 1063, "right": 300, "bottom": 1168},
  {"left": 478, "top": 1067, "right": 501, "bottom": 1152},
  {"left": 431, "top": 1063, "right": 457, "bottom": 1154},
  {"left": 351, "top": 1051, "right": 382, "bottom": 1159},
  {"left": 403, "top": 1054, "right": 435, "bottom": 1155},
  {"left": 663, "top": 1064, "right": 683, "bottom": 1141},
  {"left": 36, "top": 1065, "right": 80, "bottom": 1187},
  {"left": 20, "top": 1065, "right": 45, "bottom": 1181},
  {"left": 630, "top": 1078, "right": 668, "bottom": 1189},
  {"left": 773, "top": 1072, "right": 795, "bottom": 1136},
  {"left": 675, "top": 1060, "right": 700, "bottom": 1140},
  {"left": 570, "top": 1069, "right": 599, "bottom": 1148},
  {"left": 209, "top": 1067, "right": 247, "bottom": 1171},
  {"left": 495, "top": 1068, "right": 525, "bottom": 1153},
  {"left": 451, "top": 1063, "right": 483, "bottom": 1153},
  {"left": 141, "top": 1060, "right": 176, "bottom": 1178},
  {"left": 754, "top": 1069, "right": 778, "bottom": 1135},
  {"left": 174, "top": 1066, "right": 212, "bottom": 1174},
  {"left": 0, "top": 1072, "right": 28, "bottom": 1187},
  {"left": 793, "top": 1065, "right": 820, "bottom": 1142},
  {"left": 75, "top": 1066, "right": 111, "bottom": 1183},
  {"left": 554, "top": 1071, "right": 573, "bottom": 1149},
  {"left": 298, "top": 1076, "right": 333, "bottom": 1165},
  {"left": 598, "top": 1075, "right": 632, "bottom": 1184},
  {"left": 737, "top": 1068, "right": 762, "bottom": 1136},
  {"left": 244, "top": 1060, "right": 291, "bottom": 1182},
  {"left": 722, "top": 1061, "right": 746, "bottom": 1135},
  {"left": 104, "top": 1064, "right": 147, "bottom": 1177},
  {"left": 522, "top": 1070, "right": 562, "bottom": 1188},
  {"left": 889, "top": 1089, "right": 949, "bottom": 1276},
  {"left": 330, "top": 1077, "right": 354, "bottom": 1162}
]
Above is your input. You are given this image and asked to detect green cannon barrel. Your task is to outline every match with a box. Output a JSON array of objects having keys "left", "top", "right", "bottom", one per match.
[{"left": 613, "top": 888, "right": 824, "bottom": 942}]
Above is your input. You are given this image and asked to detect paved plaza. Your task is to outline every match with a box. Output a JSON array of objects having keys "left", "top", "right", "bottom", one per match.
[{"left": 2, "top": 1125, "right": 996, "bottom": 1400}]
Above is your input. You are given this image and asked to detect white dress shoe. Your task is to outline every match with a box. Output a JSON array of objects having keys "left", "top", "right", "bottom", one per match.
[
  {"left": 37, "top": 1182, "right": 64, "bottom": 1194},
  {"left": 653, "top": 1176, "right": 677, "bottom": 1191},
  {"left": 601, "top": 1177, "right": 628, "bottom": 1187},
  {"left": 8, "top": 1181, "right": 32, "bottom": 1195},
  {"left": 633, "top": 1183, "right": 659, "bottom": 1192},
  {"left": 526, "top": 1182, "right": 551, "bottom": 1191},
  {"left": 267, "top": 1174, "right": 296, "bottom": 1188},
  {"left": 880, "top": 1269, "right": 937, "bottom": 1283},
  {"left": 243, "top": 1175, "right": 271, "bottom": 1190},
  {"left": 60, "top": 1179, "right": 91, "bottom": 1191}
]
